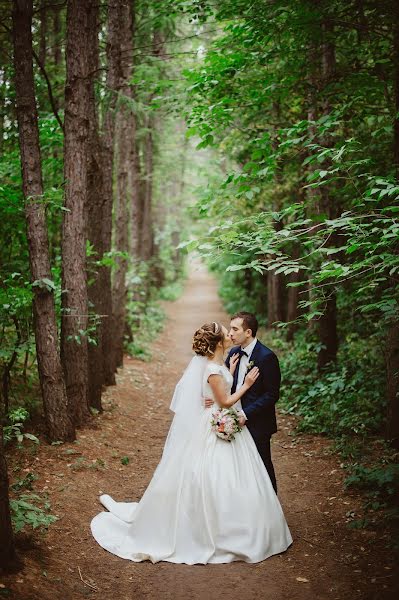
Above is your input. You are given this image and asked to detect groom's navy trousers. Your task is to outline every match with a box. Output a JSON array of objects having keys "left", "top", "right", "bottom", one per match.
[
  {"left": 250, "top": 433, "right": 277, "bottom": 494},
  {"left": 227, "top": 340, "right": 280, "bottom": 495}
]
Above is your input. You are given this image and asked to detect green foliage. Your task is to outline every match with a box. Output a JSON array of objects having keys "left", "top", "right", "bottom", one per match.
[
  {"left": 345, "top": 463, "right": 399, "bottom": 500},
  {"left": 158, "top": 280, "right": 184, "bottom": 301},
  {"left": 126, "top": 301, "right": 167, "bottom": 361},
  {"left": 279, "top": 331, "right": 386, "bottom": 437},
  {"left": 3, "top": 408, "right": 39, "bottom": 447},
  {"left": 10, "top": 494, "right": 57, "bottom": 533},
  {"left": 11, "top": 472, "right": 37, "bottom": 492},
  {"left": 344, "top": 460, "right": 399, "bottom": 535}
]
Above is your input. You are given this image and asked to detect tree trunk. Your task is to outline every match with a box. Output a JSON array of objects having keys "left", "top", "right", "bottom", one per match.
[
  {"left": 394, "top": 0, "right": 399, "bottom": 179},
  {"left": 267, "top": 267, "right": 284, "bottom": 327},
  {"left": 385, "top": 321, "right": 399, "bottom": 447},
  {"left": 130, "top": 138, "right": 144, "bottom": 260},
  {"left": 267, "top": 219, "right": 284, "bottom": 328},
  {"left": 141, "top": 116, "right": 154, "bottom": 262},
  {"left": 38, "top": 0, "right": 46, "bottom": 66},
  {"left": 51, "top": 3, "right": 62, "bottom": 112},
  {"left": 86, "top": 0, "right": 105, "bottom": 410},
  {"left": 0, "top": 426, "right": 16, "bottom": 571},
  {"left": 113, "top": 117, "right": 131, "bottom": 368},
  {"left": 266, "top": 102, "right": 285, "bottom": 328},
  {"left": 112, "top": 0, "right": 134, "bottom": 370},
  {"left": 61, "top": 0, "right": 91, "bottom": 425},
  {"left": 317, "top": 17, "right": 338, "bottom": 370},
  {"left": 286, "top": 244, "right": 302, "bottom": 341},
  {"left": 386, "top": 6, "right": 399, "bottom": 447},
  {"left": 100, "top": 0, "right": 125, "bottom": 385},
  {"left": 12, "top": 0, "right": 74, "bottom": 442}
]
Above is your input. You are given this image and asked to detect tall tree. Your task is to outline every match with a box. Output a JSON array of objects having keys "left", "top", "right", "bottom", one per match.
[
  {"left": 61, "top": 0, "right": 91, "bottom": 425},
  {"left": 386, "top": 0, "right": 399, "bottom": 447},
  {"left": 99, "top": 0, "right": 126, "bottom": 386},
  {"left": 86, "top": 0, "right": 105, "bottom": 409},
  {"left": 316, "top": 16, "right": 338, "bottom": 371},
  {"left": 112, "top": 0, "right": 135, "bottom": 370},
  {"left": 12, "top": 0, "right": 74, "bottom": 442}
]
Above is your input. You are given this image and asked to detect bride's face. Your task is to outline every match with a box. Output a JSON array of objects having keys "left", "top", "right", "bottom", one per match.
[{"left": 222, "top": 326, "right": 233, "bottom": 351}]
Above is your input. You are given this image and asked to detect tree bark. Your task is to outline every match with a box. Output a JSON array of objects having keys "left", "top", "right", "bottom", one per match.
[
  {"left": 267, "top": 219, "right": 285, "bottom": 328},
  {"left": 51, "top": 3, "right": 62, "bottom": 112},
  {"left": 393, "top": 0, "right": 399, "bottom": 178},
  {"left": 61, "top": 0, "right": 91, "bottom": 425},
  {"left": 286, "top": 244, "right": 302, "bottom": 341},
  {"left": 316, "top": 17, "right": 338, "bottom": 370},
  {"left": 12, "top": 0, "right": 74, "bottom": 442},
  {"left": 267, "top": 266, "right": 284, "bottom": 327},
  {"left": 86, "top": 0, "right": 105, "bottom": 410},
  {"left": 266, "top": 101, "right": 285, "bottom": 328},
  {"left": 0, "top": 427, "right": 16, "bottom": 571},
  {"left": 141, "top": 115, "right": 154, "bottom": 262},
  {"left": 385, "top": 4, "right": 399, "bottom": 447},
  {"left": 112, "top": 0, "right": 134, "bottom": 369},
  {"left": 100, "top": 0, "right": 125, "bottom": 385},
  {"left": 113, "top": 116, "right": 131, "bottom": 368},
  {"left": 385, "top": 321, "right": 399, "bottom": 447},
  {"left": 130, "top": 137, "right": 143, "bottom": 261},
  {"left": 38, "top": 0, "right": 46, "bottom": 67}
]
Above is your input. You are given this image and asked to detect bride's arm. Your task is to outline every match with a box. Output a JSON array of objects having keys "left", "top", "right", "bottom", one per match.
[{"left": 208, "top": 368, "right": 259, "bottom": 409}]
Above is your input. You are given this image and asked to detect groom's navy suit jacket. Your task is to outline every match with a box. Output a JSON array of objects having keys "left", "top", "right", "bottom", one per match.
[{"left": 225, "top": 341, "right": 280, "bottom": 440}]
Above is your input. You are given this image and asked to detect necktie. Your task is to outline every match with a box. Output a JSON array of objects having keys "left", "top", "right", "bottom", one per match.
[{"left": 232, "top": 349, "right": 248, "bottom": 393}]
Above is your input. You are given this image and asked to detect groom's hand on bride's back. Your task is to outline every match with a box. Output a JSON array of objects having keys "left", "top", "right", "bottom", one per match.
[{"left": 204, "top": 397, "right": 214, "bottom": 408}]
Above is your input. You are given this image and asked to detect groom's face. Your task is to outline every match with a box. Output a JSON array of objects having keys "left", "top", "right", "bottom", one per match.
[{"left": 229, "top": 318, "right": 253, "bottom": 347}]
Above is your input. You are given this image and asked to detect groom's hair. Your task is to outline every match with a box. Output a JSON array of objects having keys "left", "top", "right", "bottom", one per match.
[{"left": 231, "top": 311, "right": 258, "bottom": 337}]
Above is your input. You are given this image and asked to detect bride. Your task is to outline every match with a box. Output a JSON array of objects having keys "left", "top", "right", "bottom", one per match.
[{"left": 91, "top": 321, "right": 293, "bottom": 564}]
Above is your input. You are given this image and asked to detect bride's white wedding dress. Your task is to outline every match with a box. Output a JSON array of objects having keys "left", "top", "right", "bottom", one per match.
[{"left": 91, "top": 358, "right": 293, "bottom": 564}]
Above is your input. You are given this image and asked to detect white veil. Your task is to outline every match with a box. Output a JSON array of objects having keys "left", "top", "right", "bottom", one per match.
[{"left": 161, "top": 354, "right": 208, "bottom": 463}]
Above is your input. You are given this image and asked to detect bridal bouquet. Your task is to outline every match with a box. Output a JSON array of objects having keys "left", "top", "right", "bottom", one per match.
[{"left": 211, "top": 408, "right": 243, "bottom": 442}]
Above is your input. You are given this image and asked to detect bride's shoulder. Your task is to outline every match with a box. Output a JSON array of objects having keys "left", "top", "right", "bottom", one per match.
[{"left": 204, "top": 361, "right": 224, "bottom": 377}]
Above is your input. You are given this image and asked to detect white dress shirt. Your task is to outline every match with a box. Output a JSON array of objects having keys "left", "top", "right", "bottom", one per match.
[{"left": 236, "top": 337, "right": 258, "bottom": 391}]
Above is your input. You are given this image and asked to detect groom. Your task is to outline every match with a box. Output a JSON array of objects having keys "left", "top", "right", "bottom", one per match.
[{"left": 207, "top": 311, "right": 281, "bottom": 494}]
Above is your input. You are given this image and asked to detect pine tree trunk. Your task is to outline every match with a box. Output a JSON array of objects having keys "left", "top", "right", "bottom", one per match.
[
  {"left": 386, "top": 321, "right": 399, "bottom": 447},
  {"left": 112, "top": 0, "right": 134, "bottom": 370},
  {"left": 51, "top": 3, "right": 62, "bottom": 112},
  {"left": 61, "top": 0, "right": 91, "bottom": 425},
  {"left": 131, "top": 138, "right": 144, "bottom": 260},
  {"left": 286, "top": 244, "right": 302, "bottom": 341},
  {"left": 267, "top": 219, "right": 284, "bottom": 328},
  {"left": 38, "top": 0, "right": 46, "bottom": 66},
  {"left": 86, "top": 0, "right": 105, "bottom": 410},
  {"left": 317, "top": 18, "right": 338, "bottom": 370},
  {"left": 100, "top": 0, "right": 125, "bottom": 385},
  {"left": 0, "top": 427, "right": 16, "bottom": 570},
  {"left": 12, "top": 0, "right": 74, "bottom": 442},
  {"left": 385, "top": 6, "right": 399, "bottom": 447},
  {"left": 141, "top": 117, "right": 154, "bottom": 262},
  {"left": 113, "top": 116, "right": 131, "bottom": 368},
  {"left": 267, "top": 104, "right": 285, "bottom": 329},
  {"left": 267, "top": 268, "right": 284, "bottom": 327}
]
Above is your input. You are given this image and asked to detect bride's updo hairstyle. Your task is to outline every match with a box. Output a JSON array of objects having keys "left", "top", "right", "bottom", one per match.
[{"left": 192, "top": 322, "right": 224, "bottom": 357}]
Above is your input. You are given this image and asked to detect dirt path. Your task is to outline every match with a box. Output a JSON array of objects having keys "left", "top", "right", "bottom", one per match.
[{"left": 2, "top": 263, "right": 397, "bottom": 600}]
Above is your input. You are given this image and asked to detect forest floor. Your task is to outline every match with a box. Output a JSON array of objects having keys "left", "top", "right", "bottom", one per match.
[{"left": 1, "top": 263, "right": 398, "bottom": 600}]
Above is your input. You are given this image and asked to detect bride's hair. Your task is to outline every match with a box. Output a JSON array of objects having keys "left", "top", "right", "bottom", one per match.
[{"left": 192, "top": 322, "right": 224, "bottom": 357}]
